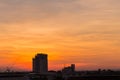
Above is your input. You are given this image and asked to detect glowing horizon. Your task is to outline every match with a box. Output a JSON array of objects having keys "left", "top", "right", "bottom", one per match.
[{"left": 0, "top": 0, "right": 120, "bottom": 71}]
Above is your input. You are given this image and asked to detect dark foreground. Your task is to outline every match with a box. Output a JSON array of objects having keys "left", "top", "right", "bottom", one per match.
[
  {"left": 67, "top": 75, "right": 120, "bottom": 80},
  {"left": 0, "top": 72, "right": 120, "bottom": 80},
  {"left": 0, "top": 76, "right": 120, "bottom": 80}
]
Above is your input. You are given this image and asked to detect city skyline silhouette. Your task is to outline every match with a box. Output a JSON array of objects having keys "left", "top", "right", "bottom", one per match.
[
  {"left": 0, "top": 52, "right": 120, "bottom": 72},
  {"left": 0, "top": 53, "right": 120, "bottom": 80},
  {"left": 0, "top": 0, "right": 120, "bottom": 80},
  {"left": 0, "top": 0, "right": 120, "bottom": 72}
]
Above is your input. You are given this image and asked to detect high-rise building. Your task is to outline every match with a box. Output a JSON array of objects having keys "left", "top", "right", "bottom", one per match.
[
  {"left": 71, "top": 64, "right": 75, "bottom": 72},
  {"left": 33, "top": 53, "right": 48, "bottom": 74}
]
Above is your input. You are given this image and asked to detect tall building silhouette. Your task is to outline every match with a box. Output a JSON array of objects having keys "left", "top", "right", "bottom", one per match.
[
  {"left": 33, "top": 53, "right": 48, "bottom": 73},
  {"left": 71, "top": 64, "right": 75, "bottom": 72}
]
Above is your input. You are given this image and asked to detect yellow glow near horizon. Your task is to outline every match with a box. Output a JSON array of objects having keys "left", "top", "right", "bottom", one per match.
[{"left": 0, "top": 0, "right": 120, "bottom": 71}]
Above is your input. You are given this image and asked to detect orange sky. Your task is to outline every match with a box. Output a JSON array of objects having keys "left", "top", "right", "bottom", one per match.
[{"left": 0, "top": 0, "right": 120, "bottom": 71}]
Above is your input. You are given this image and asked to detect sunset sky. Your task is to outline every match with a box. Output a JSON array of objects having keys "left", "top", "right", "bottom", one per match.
[{"left": 0, "top": 0, "right": 120, "bottom": 71}]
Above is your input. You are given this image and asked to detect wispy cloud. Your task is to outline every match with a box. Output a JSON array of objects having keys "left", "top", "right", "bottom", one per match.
[{"left": 0, "top": 0, "right": 120, "bottom": 70}]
